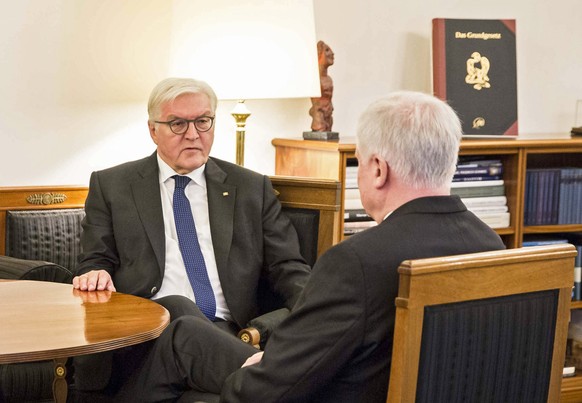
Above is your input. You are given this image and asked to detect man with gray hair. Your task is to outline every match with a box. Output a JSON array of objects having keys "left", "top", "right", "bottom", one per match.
[{"left": 121, "top": 91, "right": 506, "bottom": 402}]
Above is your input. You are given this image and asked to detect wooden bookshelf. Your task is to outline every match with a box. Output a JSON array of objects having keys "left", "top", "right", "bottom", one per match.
[
  {"left": 273, "top": 137, "right": 582, "bottom": 247},
  {"left": 273, "top": 136, "right": 582, "bottom": 401}
]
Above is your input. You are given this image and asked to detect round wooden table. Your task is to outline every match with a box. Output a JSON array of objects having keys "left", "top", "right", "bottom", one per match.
[{"left": 0, "top": 280, "right": 170, "bottom": 402}]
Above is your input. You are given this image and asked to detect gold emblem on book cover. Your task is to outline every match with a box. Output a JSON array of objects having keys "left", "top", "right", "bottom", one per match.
[
  {"left": 465, "top": 52, "right": 491, "bottom": 90},
  {"left": 473, "top": 117, "right": 486, "bottom": 129}
]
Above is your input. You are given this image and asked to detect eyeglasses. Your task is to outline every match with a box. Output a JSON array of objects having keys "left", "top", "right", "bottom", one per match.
[{"left": 154, "top": 116, "right": 215, "bottom": 135}]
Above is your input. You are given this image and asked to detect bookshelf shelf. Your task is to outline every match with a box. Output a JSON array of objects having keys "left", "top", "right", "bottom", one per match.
[
  {"left": 524, "top": 224, "right": 582, "bottom": 234},
  {"left": 273, "top": 136, "right": 582, "bottom": 401}
]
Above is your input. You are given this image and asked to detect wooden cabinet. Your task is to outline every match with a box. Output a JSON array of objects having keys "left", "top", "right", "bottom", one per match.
[{"left": 273, "top": 136, "right": 582, "bottom": 401}]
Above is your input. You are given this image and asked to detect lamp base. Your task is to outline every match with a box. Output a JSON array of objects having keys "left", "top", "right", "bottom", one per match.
[{"left": 303, "top": 131, "right": 339, "bottom": 141}]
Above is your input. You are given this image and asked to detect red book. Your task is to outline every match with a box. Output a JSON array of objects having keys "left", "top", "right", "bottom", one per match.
[{"left": 432, "top": 18, "right": 518, "bottom": 137}]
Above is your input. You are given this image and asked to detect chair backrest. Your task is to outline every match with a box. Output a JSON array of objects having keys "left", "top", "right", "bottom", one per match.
[
  {"left": 255, "top": 176, "right": 340, "bottom": 314},
  {"left": 0, "top": 186, "right": 88, "bottom": 271},
  {"left": 269, "top": 175, "right": 341, "bottom": 264},
  {"left": 387, "top": 244, "right": 577, "bottom": 403}
]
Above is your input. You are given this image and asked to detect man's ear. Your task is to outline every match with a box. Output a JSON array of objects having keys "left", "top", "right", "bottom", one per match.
[
  {"left": 373, "top": 155, "right": 389, "bottom": 189},
  {"left": 148, "top": 121, "right": 158, "bottom": 145}
]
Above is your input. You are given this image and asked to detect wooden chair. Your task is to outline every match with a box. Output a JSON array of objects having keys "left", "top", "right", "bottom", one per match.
[{"left": 387, "top": 244, "right": 577, "bottom": 403}]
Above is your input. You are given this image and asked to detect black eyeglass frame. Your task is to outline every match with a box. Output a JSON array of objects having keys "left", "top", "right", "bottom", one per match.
[{"left": 154, "top": 116, "right": 215, "bottom": 134}]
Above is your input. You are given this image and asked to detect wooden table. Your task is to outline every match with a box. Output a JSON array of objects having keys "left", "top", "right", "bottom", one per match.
[{"left": 0, "top": 280, "right": 170, "bottom": 402}]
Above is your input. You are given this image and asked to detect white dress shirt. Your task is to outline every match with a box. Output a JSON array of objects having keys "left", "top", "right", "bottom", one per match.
[{"left": 153, "top": 154, "right": 231, "bottom": 321}]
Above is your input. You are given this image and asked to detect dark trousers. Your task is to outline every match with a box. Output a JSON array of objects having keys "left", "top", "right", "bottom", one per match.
[
  {"left": 118, "top": 316, "right": 257, "bottom": 402},
  {"left": 72, "top": 296, "right": 252, "bottom": 401}
]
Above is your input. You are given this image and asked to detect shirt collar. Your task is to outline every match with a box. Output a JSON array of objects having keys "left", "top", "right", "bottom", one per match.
[{"left": 157, "top": 153, "right": 206, "bottom": 188}]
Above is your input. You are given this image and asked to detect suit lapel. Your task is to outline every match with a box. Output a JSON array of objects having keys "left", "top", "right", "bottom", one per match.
[
  {"left": 205, "top": 159, "right": 236, "bottom": 278},
  {"left": 131, "top": 153, "right": 166, "bottom": 274}
]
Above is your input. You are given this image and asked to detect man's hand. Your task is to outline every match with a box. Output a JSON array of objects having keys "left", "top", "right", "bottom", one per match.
[
  {"left": 72, "top": 270, "right": 116, "bottom": 292},
  {"left": 241, "top": 351, "right": 264, "bottom": 368}
]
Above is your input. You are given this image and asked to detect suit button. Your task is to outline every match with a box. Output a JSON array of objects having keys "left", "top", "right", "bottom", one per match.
[{"left": 150, "top": 286, "right": 158, "bottom": 294}]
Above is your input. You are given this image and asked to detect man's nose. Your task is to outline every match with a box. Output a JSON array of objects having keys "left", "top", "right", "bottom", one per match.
[{"left": 183, "top": 122, "right": 200, "bottom": 139}]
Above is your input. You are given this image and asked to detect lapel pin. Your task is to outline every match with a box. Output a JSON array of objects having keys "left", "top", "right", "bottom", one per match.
[{"left": 223, "top": 192, "right": 229, "bottom": 196}]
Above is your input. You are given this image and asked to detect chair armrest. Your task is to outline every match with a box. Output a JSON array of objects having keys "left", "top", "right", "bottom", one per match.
[
  {"left": 0, "top": 255, "right": 72, "bottom": 283},
  {"left": 237, "top": 308, "right": 290, "bottom": 349}
]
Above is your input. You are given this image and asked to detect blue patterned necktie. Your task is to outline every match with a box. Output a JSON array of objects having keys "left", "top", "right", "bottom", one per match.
[{"left": 172, "top": 175, "right": 216, "bottom": 320}]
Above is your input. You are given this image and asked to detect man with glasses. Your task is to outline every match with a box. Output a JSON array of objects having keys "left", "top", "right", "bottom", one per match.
[{"left": 71, "top": 77, "right": 310, "bottom": 395}]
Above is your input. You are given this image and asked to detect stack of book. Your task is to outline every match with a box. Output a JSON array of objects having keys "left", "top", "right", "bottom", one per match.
[
  {"left": 344, "top": 163, "right": 377, "bottom": 235},
  {"left": 452, "top": 158, "right": 510, "bottom": 228},
  {"left": 524, "top": 167, "right": 582, "bottom": 225}
]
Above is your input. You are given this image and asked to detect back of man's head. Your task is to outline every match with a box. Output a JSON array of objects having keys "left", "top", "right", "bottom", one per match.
[{"left": 356, "top": 91, "right": 462, "bottom": 189}]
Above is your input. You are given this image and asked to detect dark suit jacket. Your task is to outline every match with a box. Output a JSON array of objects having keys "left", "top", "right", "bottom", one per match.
[
  {"left": 76, "top": 153, "right": 310, "bottom": 327},
  {"left": 73, "top": 154, "right": 311, "bottom": 393},
  {"left": 220, "top": 196, "right": 506, "bottom": 403}
]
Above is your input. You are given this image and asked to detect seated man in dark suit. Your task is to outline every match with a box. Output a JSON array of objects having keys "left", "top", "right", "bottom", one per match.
[
  {"left": 120, "top": 91, "right": 506, "bottom": 402},
  {"left": 71, "top": 77, "right": 310, "bottom": 392}
]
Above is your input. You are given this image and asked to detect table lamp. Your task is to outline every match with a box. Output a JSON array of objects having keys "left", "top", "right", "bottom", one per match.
[{"left": 169, "top": 0, "right": 321, "bottom": 165}]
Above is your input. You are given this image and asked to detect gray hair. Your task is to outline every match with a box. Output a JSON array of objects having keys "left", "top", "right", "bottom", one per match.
[
  {"left": 147, "top": 77, "right": 218, "bottom": 121},
  {"left": 356, "top": 91, "right": 462, "bottom": 189}
]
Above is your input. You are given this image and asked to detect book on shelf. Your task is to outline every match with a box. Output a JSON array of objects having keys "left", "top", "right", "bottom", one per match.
[
  {"left": 453, "top": 175, "right": 502, "bottom": 182},
  {"left": 450, "top": 180, "right": 505, "bottom": 198},
  {"left": 575, "top": 247, "right": 581, "bottom": 301},
  {"left": 576, "top": 244, "right": 582, "bottom": 301},
  {"left": 461, "top": 195, "right": 507, "bottom": 208},
  {"left": 432, "top": 18, "right": 518, "bottom": 137},
  {"left": 524, "top": 167, "right": 582, "bottom": 226},
  {"left": 566, "top": 236, "right": 582, "bottom": 301},
  {"left": 344, "top": 220, "right": 377, "bottom": 235},
  {"left": 344, "top": 209, "right": 373, "bottom": 222},
  {"left": 521, "top": 236, "right": 569, "bottom": 247},
  {"left": 344, "top": 188, "right": 361, "bottom": 200},
  {"left": 454, "top": 158, "right": 503, "bottom": 183},
  {"left": 451, "top": 179, "right": 504, "bottom": 188},
  {"left": 564, "top": 365, "right": 576, "bottom": 378},
  {"left": 557, "top": 168, "right": 570, "bottom": 225},
  {"left": 525, "top": 168, "right": 561, "bottom": 226},
  {"left": 345, "top": 179, "right": 358, "bottom": 189},
  {"left": 345, "top": 165, "right": 358, "bottom": 189},
  {"left": 456, "top": 158, "right": 503, "bottom": 168},
  {"left": 473, "top": 211, "right": 510, "bottom": 228},
  {"left": 522, "top": 236, "right": 581, "bottom": 301},
  {"left": 558, "top": 168, "right": 582, "bottom": 225},
  {"left": 344, "top": 197, "right": 364, "bottom": 211},
  {"left": 567, "top": 310, "right": 582, "bottom": 373},
  {"left": 344, "top": 189, "right": 365, "bottom": 210},
  {"left": 455, "top": 161, "right": 503, "bottom": 177},
  {"left": 466, "top": 205, "right": 508, "bottom": 214}
]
